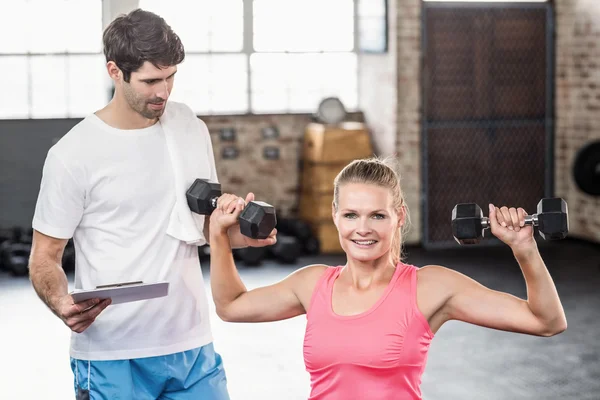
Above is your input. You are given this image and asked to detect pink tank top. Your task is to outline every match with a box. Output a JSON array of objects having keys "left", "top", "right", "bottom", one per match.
[{"left": 303, "top": 263, "right": 434, "bottom": 399}]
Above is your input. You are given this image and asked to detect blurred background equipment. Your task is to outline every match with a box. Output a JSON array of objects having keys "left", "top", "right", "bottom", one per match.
[
  {"left": 314, "top": 97, "right": 347, "bottom": 125},
  {"left": 299, "top": 120, "right": 374, "bottom": 254},
  {"left": 0, "top": 226, "right": 75, "bottom": 276},
  {"left": 0, "top": 227, "right": 31, "bottom": 276},
  {"left": 573, "top": 140, "right": 600, "bottom": 196},
  {"left": 275, "top": 218, "right": 320, "bottom": 257}
]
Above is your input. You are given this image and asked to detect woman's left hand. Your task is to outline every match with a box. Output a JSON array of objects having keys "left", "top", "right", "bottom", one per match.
[{"left": 488, "top": 203, "right": 536, "bottom": 251}]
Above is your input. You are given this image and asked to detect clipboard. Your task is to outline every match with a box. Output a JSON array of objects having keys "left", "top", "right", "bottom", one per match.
[{"left": 70, "top": 281, "right": 169, "bottom": 305}]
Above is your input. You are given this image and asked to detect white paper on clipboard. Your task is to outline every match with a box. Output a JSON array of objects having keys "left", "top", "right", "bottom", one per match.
[{"left": 70, "top": 281, "right": 169, "bottom": 305}]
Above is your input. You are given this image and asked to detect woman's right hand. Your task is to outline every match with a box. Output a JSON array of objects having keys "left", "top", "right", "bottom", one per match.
[{"left": 209, "top": 194, "right": 246, "bottom": 237}]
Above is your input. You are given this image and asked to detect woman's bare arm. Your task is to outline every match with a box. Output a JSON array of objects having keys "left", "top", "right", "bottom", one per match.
[
  {"left": 421, "top": 258, "right": 566, "bottom": 337},
  {"left": 210, "top": 232, "right": 325, "bottom": 322},
  {"left": 422, "top": 204, "right": 567, "bottom": 337}
]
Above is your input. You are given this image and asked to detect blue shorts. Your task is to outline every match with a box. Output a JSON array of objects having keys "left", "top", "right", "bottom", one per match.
[{"left": 70, "top": 342, "right": 229, "bottom": 400}]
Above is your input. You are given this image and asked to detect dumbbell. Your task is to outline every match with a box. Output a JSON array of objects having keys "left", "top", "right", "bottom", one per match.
[
  {"left": 234, "top": 247, "right": 268, "bottom": 267},
  {"left": 451, "top": 198, "right": 569, "bottom": 245},
  {"left": 0, "top": 228, "right": 14, "bottom": 272},
  {"left": 269, "top": 234, "right": 301, "bottom": 264},
  {"left": 0, "top": 227, "right": 32, "bottom": 276},
  {"left": 186, "top": 179, "right": 277, "bottom": 240},
  {"left": 62, "top": 239, "right": 76, "bottom": 273},
  {"left": 276, "top": 218, "right": 320, "bottom": 256},
  {"left": 5, "top": 243, "right": 31, "bottom": 276}
]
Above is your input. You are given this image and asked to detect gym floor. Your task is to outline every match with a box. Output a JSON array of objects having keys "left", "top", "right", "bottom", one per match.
[{"left": 1, "top": 239, "right": 598, "bottom": 400}]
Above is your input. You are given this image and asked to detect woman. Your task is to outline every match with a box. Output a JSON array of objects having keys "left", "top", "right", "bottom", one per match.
[{"left": 208, "top": 157, "right": 567, "bottom": 400}]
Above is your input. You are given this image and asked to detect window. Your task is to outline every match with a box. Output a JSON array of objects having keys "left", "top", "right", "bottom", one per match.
[
  {"left": 0, "top": 57, "right": 30, "bottom": 119},
  {"left": 141, "top": 0, "right": 359, "bottom": 115},
  {"left": 0, "top": 0, "right": 106, "bottom": 119},
  {"left": 1, "top": 0, "right": 360, "bottom": 119},
  {"left": 143, "top": 1, "right": 244, "bottom": 52},
  {"left": 251, "top": 53, "right": 357, "bottom": 113},
  {"left": 253, "top": 0, "right": 354, "bottom": 52},
  {"left": 358, "top": 0, "right": 388, "bottom": 53},
  {"left": 173, "top": 54, "right": 248, "bottom": 114},
  {"left": 423, "top": 0, "right": 546, "bottom": 2}
]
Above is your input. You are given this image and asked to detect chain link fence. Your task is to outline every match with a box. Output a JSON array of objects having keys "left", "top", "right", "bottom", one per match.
[{"left": 422, "top": 3, "right": 553, "bottom": 247}]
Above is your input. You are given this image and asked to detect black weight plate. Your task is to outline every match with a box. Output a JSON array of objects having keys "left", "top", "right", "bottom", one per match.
[{"left": 573, "top": 140, "right": 600, "bottom": 196}]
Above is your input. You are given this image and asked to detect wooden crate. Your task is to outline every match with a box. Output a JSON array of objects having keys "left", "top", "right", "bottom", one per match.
[
  {"left": 301, "top": 161, "right": 347, "bottom": 194},
  {"left": 303, "top": 122, "right": 374, "bottom": 163},
  {"left": 299, "top": 191, "right": 334, "bottom": 224},
  {"left": 311, "top": 222, "right": 343, "bottom": 254}
]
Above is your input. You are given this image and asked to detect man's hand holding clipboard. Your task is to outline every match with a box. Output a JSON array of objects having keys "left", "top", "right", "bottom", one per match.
[
  {"left": 63, "top": 281, "right": 170, "bottom": 333},
  {"left": 53, "top": 295, "right": 112, "bottom": 334}
]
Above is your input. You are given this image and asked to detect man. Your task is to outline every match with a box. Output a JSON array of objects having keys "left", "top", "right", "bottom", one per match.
[{"left": 29, "top": 9, "right": 275, "bottom": 399}]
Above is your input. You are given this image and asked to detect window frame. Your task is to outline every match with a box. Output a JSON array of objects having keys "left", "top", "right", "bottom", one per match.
[
  {"left": 1, "top": 0, "right": 379, "bottom": 119},
  {"left": 168, "top": 0, "right": 362, "bottom": 115},
  {"left": 0, "top": 0, "right": 106, "bottom": 119}
]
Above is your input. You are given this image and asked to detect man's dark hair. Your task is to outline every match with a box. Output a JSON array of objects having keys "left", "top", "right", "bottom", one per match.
[{"left": 103, "top": 9, "right": 185, "bottom": 82}]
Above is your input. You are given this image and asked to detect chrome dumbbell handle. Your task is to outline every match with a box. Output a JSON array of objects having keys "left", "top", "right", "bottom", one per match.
[{"left": 481, "top": 214, "right": 538, "bottom": 229}]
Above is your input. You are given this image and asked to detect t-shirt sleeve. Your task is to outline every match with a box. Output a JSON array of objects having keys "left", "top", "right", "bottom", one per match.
[{"left": 32, "top": 150, "right": 85, "bottom": 239}]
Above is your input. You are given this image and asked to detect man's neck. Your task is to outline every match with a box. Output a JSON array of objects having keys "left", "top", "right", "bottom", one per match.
[{"left": 95, "top": 99, "right": 158, "bottom": 130}]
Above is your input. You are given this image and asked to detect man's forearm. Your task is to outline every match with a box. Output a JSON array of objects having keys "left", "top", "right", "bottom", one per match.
[{"left": 29, "top": 257, "right": 69, "bottom": 316}]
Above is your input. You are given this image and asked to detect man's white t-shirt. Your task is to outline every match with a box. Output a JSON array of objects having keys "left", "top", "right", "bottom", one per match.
[{"left": 32, "top": 107, "right": 217, "bottom": 361}]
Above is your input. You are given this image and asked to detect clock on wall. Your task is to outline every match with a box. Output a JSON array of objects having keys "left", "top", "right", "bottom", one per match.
[{"left": 315, "top": 97, "right": 347, "bottom": 125}]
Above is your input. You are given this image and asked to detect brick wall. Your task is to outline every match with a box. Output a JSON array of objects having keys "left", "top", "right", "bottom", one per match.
[
  {"left": 359, "top": 0, "right": 421, "bottom": 244},
  {"left": 358, "top": 0, "right": 398, "bottom": 158},
  {"left": 358, "top": 0, "right": 423, "bottom": 246},
  {"left": 390, "top": 0, "right": 600, "bottom": 246},
  {"left": 201, "top": 0, "right": 427, "bottom": 245},
  {"left": 201, "top": 113, "right": 363, "bottom": 219},
  {"left": 555, "top": 0, "right": 600, "bottom": 243},
  {"left": 203, "top": 0, "right": 600, "bottom": 247},
  {"left": 396, "top": 0, "right": 422, "bottom": 245}
]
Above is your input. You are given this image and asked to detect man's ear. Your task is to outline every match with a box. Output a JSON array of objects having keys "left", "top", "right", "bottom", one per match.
[{"left": 106, "top": 61, "right": 121, "bottom": 82}]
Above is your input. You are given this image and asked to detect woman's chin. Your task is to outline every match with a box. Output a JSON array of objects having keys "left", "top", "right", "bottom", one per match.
[
  {"left": 346, "top": 248, "right": 385, "bottom": 262},
  {"left": 340, "top": 240, "right": 390, "bottom": 262}
]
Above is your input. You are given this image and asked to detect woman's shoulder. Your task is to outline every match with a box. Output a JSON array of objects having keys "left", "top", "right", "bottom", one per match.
[
  {"left": 413, "top": 264, "right": 454, "bottom": 286},
  {"left": 287, "top": 264, "right": 340, "bottom": 293},
  {"left": 415, "top": 264, "right": 447, "bottom": 276},
  {"left": 415, "top": 264, "right": 460, "bottom": 278},
  {"left": 293, "top": 264, "right": 336, "bottom": 282},
  {"left": 415, "top": 264, "right": 465, "bottom": 298},
  {"left": 289, "top": 264, "right": 337, "bottom": 311}
]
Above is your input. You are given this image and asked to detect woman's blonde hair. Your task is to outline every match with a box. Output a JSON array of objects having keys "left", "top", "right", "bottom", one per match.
[{"left": 332, "top": 156, "right": 411, "bottom": 264}]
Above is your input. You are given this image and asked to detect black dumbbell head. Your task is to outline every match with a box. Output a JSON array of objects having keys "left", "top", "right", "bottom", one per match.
[
  {"left": 234, "top": 247, "right": 268, "bottom": 266},
  {"left": 536, "top": 198, "right": 569, "bottom": 240},
  {"left": 239, "top": 201, "right": 277, "bottom": 240},
  {"left": 276, "top": 218, "right": 312, "bottom": 240},
  {"left": 186, "top": 179, "right": 222, "bottom": 215},
  {"left": 271, "top": 234, "right": 301, "bottom": 264},
  {"left": 451, "top": 203, "right": 486, "bottom": 245},
  {"left": 303, "top": 236, "right": 320, "bottom": 255}
]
